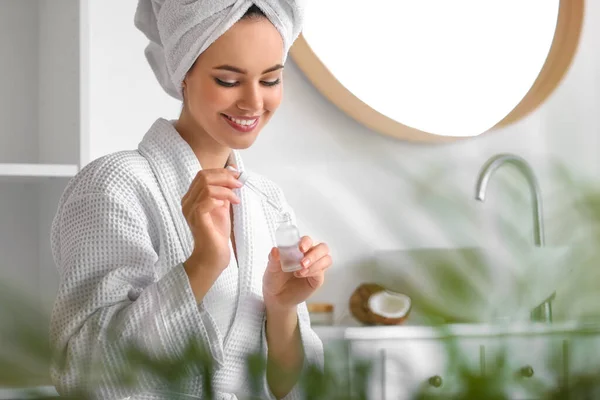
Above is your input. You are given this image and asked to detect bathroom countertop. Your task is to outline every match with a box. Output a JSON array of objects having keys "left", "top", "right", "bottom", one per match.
[
  {"left": 313, "top": 319, "right": 600, "bottom": 342},
  {"left": 5, "top": 323, "right": 599, "bottom": 398},
  {"left": 0, "top": 386, "right": 57, "bottom": 400}
]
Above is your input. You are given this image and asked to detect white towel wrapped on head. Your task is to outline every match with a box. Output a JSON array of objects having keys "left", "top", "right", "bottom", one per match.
[{"left": 134, "top": 0, "right": 305, "bottom": 100}]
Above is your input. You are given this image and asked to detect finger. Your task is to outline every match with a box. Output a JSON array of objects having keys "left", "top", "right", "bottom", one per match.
[
  {"left": 183, "top": 169, "right": 243, "bottom": 204},
  {"left": 202, "top": 185, "right": 241, "bottom": 204},
  {"left": 184, "top": 185, "right": 237, "bottom": 216},
  {"left": 307, "top": 273, "right": 325, "bottom": 289},
  {"left": 182, "top": 173, "right": 204, "bottom": 207},
  {"left": 295, "top": 255, "right": 332, "bottom": 278},
  {"left": 195, "top": 186, "right": 239, "bottom": 213},
  {"left": 193, "top": 197, "right": 226, "bottom": 215},
  {"left": 299, "top": 242, "right": 329, "bottom": 270},
  {"left": 267, "top": 247, "right": 281, "bottom": 270},
  {"left": 189, "top": 170, "right": 242, "bottom": 206},
  {"left": 268, "top": 247, "right": 280, "bottom": 262},
  {"left": 226, "top": 165, "right": 241, "bottom": 179},
  {"left": 182, "top": 181, "right": 203, "bottom": 211},
  {"left": 203, "top": 168, "right": 243, "bottom": 188},
  {"left": 299, "top": 236, "right": 313, "bottom": 253}
]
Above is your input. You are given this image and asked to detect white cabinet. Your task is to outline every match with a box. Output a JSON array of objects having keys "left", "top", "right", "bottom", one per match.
[
  {"left": 482, "top": 333, "right": 566, "bottom": 399},
  {"left": 337, "top": 327, "right": 600, "bottom": 400},
  {"left": 566, "top": 331, "right": 600, "bottom": 392},
  {"left": 0, "top": 0, "right": 182, "bottom": 315},
  {"left": 349, "top": 337, "right": 482, "bottom": 400},
  {"left": 0, "top": 0, "right": 86, "bottom": 327},
  {"left": 0, "top": 0, "right": 180, "bottom": 389},
  {"left": 0, "top": 0, "right": 84, "bottom": 167}
]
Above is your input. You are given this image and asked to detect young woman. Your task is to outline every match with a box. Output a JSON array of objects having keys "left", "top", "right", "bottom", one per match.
[{"left": 48, "top": 1, "right": 331, "bottom": 399}]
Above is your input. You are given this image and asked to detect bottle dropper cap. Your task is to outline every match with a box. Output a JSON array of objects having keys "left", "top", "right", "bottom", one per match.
[
  {"left": 279, "top": 211, "right": 293, "bottom": 224},
  {"left": 232, "top": 169, "right": 284, "bottom": 215}
]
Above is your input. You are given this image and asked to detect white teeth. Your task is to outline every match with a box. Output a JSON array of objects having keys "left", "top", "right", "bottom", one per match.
[{"left": 226, "top": 115, "right": 257, "bottom": 126}]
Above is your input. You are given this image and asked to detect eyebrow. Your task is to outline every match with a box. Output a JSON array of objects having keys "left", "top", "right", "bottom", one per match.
[{"left": 213, "top": 64, "right": 284, "bottom": 74}]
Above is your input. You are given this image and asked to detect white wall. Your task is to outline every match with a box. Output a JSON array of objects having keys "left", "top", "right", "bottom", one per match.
[
  {"left": 89, "top": 1, "right": 600, "bottom": 320},
  {"left": 88, "top": 0, "right": 181, "bottom": 161}
]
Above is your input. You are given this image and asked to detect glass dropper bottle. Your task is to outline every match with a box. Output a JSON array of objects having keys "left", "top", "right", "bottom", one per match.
[{"left": 237, "top": 171, "right": 304, "bottom": 273}]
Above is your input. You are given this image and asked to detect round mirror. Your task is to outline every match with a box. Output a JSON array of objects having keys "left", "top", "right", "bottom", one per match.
[{"left": 291, "top": 0, "right": 583, "bottom": 142}]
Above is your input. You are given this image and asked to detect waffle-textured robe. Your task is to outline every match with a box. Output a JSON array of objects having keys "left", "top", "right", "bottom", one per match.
[{"left": 49, "top": 118, "right": 323, "bottom": 399}]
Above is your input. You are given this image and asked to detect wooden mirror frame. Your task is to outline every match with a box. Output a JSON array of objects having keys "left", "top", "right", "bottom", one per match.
[{"left": 290, "top": 0, "right": 585, "bottom": 143}]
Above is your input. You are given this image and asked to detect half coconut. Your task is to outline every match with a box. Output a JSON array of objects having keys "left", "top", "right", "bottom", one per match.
[
  {"left": 369, "top": 290, "right": 412, "bottom": 324},
  {"left": 349, "top": 283, "right": 412, "bottom": 325}
]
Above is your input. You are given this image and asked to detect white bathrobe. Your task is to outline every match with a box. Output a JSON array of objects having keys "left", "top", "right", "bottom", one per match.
[{"left": 49, "top": 118, "right": 323, "bottom": 400}]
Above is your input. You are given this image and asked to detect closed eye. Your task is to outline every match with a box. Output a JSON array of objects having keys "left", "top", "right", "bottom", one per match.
[
  {"left": 215, "top": 78, "right": 237, "bottom": 87},
  {"left": 261, "top": 78, "right": 281, "bottom": 87},
  {"left": 214, "top": 78, "right": 281, "bottom": 88}
]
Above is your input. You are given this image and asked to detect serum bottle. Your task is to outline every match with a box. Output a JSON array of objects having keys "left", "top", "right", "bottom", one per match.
[
  {"left": 236, "top": 170, "right": 304, "bottom": 273},
  {"left": 274, "top": 211, "right": 304, "bottom": 273}
]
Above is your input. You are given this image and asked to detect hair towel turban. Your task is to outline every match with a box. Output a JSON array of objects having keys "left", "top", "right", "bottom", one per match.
[{"left": 134, "top": 0, "right": 305, "bottom": 100}]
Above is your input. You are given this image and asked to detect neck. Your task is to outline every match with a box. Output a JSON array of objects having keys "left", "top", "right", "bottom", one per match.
[{"left": 175, "top": 110, "right": 232, "bottom": 170}]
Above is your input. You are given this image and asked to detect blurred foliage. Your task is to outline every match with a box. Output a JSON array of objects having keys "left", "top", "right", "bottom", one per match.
[{"left": 1, "top": 159, "right": 600, "bottom": 399}]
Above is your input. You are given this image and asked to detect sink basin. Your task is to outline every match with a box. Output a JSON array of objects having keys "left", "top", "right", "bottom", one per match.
[{"left": 368, "top": 246, "right": 574, "bottom": 324}]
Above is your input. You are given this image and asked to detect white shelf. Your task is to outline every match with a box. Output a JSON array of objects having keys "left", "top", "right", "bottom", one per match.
[
  {"left": 0, "top": 386, "right": 57, "bottom": 399},
  {"left": 0, "top": 0, "right": 85, "bottom": 388},
  {"left": 0, "top": 163, "right": 78, "bottom": 182},
  {"left": 0, "top": 0, "right": 81, "bottom": 166}
]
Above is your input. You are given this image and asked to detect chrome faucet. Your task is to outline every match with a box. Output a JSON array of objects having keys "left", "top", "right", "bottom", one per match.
[{"left": 475, "top": 153, "right": 553, "bottom": 323}]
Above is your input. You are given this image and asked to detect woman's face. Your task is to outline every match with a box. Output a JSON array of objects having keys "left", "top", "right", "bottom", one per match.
[{"left": 182, "top": 17, "right": 284, "bottom": 150}]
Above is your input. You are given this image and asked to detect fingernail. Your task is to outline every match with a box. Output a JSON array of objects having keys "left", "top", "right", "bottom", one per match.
[
  {"left": 302, "top": 258, "right": 310, "bottom": 268},
  {"left": 226, "top": 166, "right": 238, "bottom": 172},
  {"left": 294, "top": 271, "right": 302, "bottom": 278}
]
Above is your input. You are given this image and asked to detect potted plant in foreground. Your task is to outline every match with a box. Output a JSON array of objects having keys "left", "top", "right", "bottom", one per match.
[{"left": 1, "top": 161, "right": 600, "bottom": 399}]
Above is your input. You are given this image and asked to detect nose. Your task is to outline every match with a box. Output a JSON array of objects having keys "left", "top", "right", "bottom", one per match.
[{"left": 237, "top": 83, "right": 263, "bottom": 113}]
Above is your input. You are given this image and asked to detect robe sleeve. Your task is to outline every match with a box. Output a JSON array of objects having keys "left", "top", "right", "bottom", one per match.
[
  {"left": 259, "top": 200, "right": 325, "bottom": 400},
  {"left": 49, "top": 191, "right": 222, "bottom": 399}
]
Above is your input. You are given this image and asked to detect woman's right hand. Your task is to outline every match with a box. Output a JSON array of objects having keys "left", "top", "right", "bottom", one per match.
[{"left": 181, "top": 167, "right": 242, "bottom": 276}]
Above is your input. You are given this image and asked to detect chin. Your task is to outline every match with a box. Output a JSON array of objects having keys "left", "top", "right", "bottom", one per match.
[
  {"left": 228, "top": 140, "right": 256, "bottom": 150},
  {"left": 221, "top": 131, "right": 261, "bottom": 150}
]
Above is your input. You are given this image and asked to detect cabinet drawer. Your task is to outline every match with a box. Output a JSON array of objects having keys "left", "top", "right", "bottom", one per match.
[
  {"left": 566, "top": 332, "right": 600, "bottom": 395},
  {"left": 349, "top": 337, "right": 482, "bottom": 400},
  {"left": 483, "top": 334, "right": 565, "bottom": 399}
]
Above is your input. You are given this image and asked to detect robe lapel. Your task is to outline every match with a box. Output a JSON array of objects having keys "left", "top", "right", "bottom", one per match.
[
  {"left": 137, "top": 118, "right": 198, "bottom": 259},
  {"left": 137, "top": 119, "right": 272, "bottom": 377},
  {"left": 137, "top": 118, "right": 231, "bottom": 367},
  {"left": 222, "top": 151, "right": 273, "bottom": 359}
]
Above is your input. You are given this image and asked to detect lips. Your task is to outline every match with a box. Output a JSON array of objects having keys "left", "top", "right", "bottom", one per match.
[{"left": 221, "top": 114, "right": 260, "bottom": 133}]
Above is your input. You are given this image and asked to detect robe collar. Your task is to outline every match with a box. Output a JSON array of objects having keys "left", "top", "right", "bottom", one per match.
[{"left": 137, "top": 118, "right": 270, "bottom": 373}]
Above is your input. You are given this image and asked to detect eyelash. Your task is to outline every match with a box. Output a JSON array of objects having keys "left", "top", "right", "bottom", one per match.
[{"left": 215, "top": 78, "right": 281, "bottom": 88}]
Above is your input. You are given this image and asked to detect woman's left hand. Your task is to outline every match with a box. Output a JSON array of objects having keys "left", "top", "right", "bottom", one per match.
[{"left": 263, "top": 236, "right": 332, "bottom": 310}]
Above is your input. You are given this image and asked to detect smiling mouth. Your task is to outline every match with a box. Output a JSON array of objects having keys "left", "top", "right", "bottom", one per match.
[{"left": 221, "top": 114, "right": 260, "bottom": 132}]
